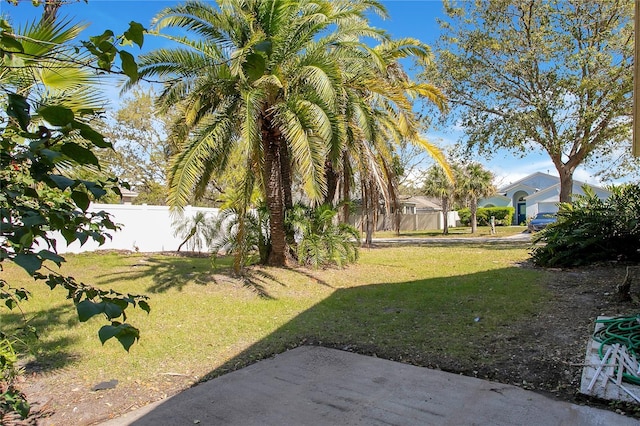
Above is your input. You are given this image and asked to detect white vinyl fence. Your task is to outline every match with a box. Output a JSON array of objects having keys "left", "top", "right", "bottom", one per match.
[{"left": 52, "top": 204, "right": 220, "bottom": 254}]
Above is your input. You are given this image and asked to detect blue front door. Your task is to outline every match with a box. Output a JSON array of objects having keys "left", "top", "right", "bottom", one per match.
[{"left": 517, "top": 202, "right": 526, "bottom": 225}]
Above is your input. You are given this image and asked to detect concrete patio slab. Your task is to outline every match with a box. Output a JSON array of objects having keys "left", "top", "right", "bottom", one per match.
[{"left": 100, "top": 346, "right": 638, "bottom": 426}]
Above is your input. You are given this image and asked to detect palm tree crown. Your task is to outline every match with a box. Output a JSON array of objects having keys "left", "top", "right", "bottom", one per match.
[{"left": 138, "top": 0, "right": 448, "bottom": 266}]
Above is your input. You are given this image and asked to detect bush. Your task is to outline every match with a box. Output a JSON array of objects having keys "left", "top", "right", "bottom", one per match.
[
  {"left": 458, "top": 207, "right": 514, "bottom": 226},
  {"left": 531, "top": 184, "right": 640, "bottom": 267},
  {"left": 287, "top": 203, "right": 360, "bottom": 268}
]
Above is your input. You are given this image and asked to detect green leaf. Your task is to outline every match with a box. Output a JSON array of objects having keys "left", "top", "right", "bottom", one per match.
[
  {"left": 0, "top": 31, "right": 24, "bottom": 53},
  {"left": 60, "top": 142, "right": 99, "bottom": 166},
  {"left": 90, "top": 30, "right": 115, "bottom": 47},
  {"left": 37, "top": 249, "right": 65, "bottom": 266},
  {"left": 98, "top": 323, "right": 139, "bottom": 351},
  {"left": 84, "top": 181, "right": 107, "bottom": 199},
  {"left": 13, "top": 254, "right": 42, "bottom": 275},
  {"left": 38, "top": 105, "right": 74, "bottom": 126},
  {"left": 22, "top": 212, "right": 47, "bottom": 228},
  {"left": 138, "top": 300, "right": 151, "bottom": 314},
  {"left": 74, "top": 122, "right": 111, "bottom": 148},
  {"left": 7, "top": 93, "right": 30, "bottom": 131},
  {"left": 116, "top": 331, "right": 137, "bottom": 352},
  {"left": 119, "top": 50, "right": 138, "bottom": 81},
  {"left": 76, "top": 299, "right": 104, "bottom": 322},
  {"left": 104, "top": 302, "right": 124, "bottom": 319},
  {"left": 254, "top": 40, "right": 272, "bottom": 55},
  {"left": 40, "top": 149, "right": 62, "bottom": 161},
  {"left": 49, "top": 174, "right": 75, "bottom": 190},
  {"left": 71, "top": 190, "right": 90, "bottom": 211},
  {"left": 124, "top": 22, "right": 144, "bottom": 48},
  {"left": 244, "top": 53, "right": 265, "bottom": 82},
  {"left": 98, "top": 324, "right": 119, "bottom": 343}
]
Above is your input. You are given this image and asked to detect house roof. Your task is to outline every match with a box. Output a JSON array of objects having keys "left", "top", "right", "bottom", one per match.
[
  {"left": 498, "top": 172, "right": 559, "bottom": 193},
  {"left": 399, "top": 195, "right": 442, "bottom": 210},
  {"left": 120, "top": 188, "right": 139, "bottom": 199}
]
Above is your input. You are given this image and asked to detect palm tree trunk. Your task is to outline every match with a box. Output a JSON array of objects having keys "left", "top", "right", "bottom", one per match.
[
  {"left": 362, "top": 178, "right": 375, "bottom": 246},
  {"left": 441, "top": 196, "right": 449, "bottom": 235},
  {"left": 325, "top": 160, "right": 338, "bottom": 207},
  {"left": 279, "top": 139, "right": 295, "bottom": 254},
  {"left": 280, "top": 140, "right": 293, "bottom": 212},
  {"left": 470, "top": 197, "right": 478, "bottom": 234},
  {"left": 340, "top": 156, "right": 352, "bottom": 224},
  {"left": 43, "top": 0, "right": 63, "bottom": 22},
  {"left": 262, "top": 124, "right": 288, "bottom": 267}
]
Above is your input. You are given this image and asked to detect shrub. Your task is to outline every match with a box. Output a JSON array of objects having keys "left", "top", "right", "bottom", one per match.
[
  {"left": 458, "top": 207, "right": 514, "bottom": 226},
  {"left": 531, "top": 184, "right": 640, "bottom": 267},
  {"left": 287, "top": 203, "right": 360, "bottom": 268}
]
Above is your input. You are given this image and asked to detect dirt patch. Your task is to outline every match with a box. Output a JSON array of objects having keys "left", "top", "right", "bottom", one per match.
[{"left": 8, "top": 262, "right": 640, "bottom": 424}]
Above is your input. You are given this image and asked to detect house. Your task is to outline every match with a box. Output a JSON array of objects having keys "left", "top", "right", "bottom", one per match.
[
  {"left": 120, "top": 188, "right": 139, "bottom": 205},
  {"left": 479, "top": 172, "right": 611, "bottom": 225},
  {"left": 396, "top": 195, "right": 442, "bottom": 214}
]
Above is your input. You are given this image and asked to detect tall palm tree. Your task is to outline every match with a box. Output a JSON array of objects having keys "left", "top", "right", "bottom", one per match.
[
  {"left": 136, "top": 0, "right": 358, "bottom": 265},
  {"left": 422, "top": 164, "right": 460, "bottom": 235},
  {"left": 313, "top": 35, "right": 449, "bottom": 241},
  {"left": 138, "top": 0, "right": 450, "bottom": 265},
  {"left": 458, "top": 162, "right": 496, "bottom": 234}
]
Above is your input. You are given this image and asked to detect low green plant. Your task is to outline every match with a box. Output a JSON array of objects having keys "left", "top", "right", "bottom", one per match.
[
  {"left": 287, "top": 203, "right": 360, "bottom": 268},
  {"left": 531, "top": 184, "right": 640, "bottom": 267},
  {"left": 173, "top": 211, "right": 217, "bottom": 252},
  {"left": 209, "top": 205, "right": 270, "bottom": 274},
  {"left": 0, "top": 334, "right": 29, "bottom": 418}
]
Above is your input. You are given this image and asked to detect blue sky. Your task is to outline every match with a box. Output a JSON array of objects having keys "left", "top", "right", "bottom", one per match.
[{"left": 1, "top": 0, "right": 619, "bottom": 188}]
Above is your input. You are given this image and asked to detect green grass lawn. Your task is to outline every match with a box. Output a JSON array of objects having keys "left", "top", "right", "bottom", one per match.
[
  {"left": 3, "top": 242, "right": 547, "bottom": 392},
  {"left": 372, "top": 225, "right": 528, "bottom": 238}
]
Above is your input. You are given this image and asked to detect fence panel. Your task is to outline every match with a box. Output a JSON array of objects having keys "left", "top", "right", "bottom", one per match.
[{"left": 51, "top": 204, "right": 220, "bottom": 254}]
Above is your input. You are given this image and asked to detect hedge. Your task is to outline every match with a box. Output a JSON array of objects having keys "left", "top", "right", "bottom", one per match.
[{"left": 458, "top": 207, "right": 515, "bottom": 226}]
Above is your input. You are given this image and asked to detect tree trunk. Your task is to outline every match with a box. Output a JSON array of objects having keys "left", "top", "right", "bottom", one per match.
[
  {"left": 557, "top": 164, "right": 575, "bottom": 203},
  {"left": 340, "top": 156, "right": 352, "bottom": 224},
  {"left": 325, "top": 160, "right": 338, "bottom": 206},
  {"left": 470, "top": 197, "right": 478, "bottom": 234},
  {"left": 43, "top": 0, "right": 63, "bottom": 22},
  {"left": 362, "top": 179, "right": 375, "bottom": 246},
  {"left": 262, "top": 122, "right": 288, "bottom": 267},
  {"left": 441, "top": 196, "right": 449, "bottom": 235},
  {"left": 279, "top": 139, "right": 295, "bottom": 255}
]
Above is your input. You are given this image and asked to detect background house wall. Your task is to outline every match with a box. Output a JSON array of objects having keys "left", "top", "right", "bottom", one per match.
[{"left": 479, "top": 172, "right": 611, "bottom": 224}]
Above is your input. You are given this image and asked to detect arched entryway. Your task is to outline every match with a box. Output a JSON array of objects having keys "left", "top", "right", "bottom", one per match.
[{"left": 512, "top": 190, "right": 529, "bottom": 225}]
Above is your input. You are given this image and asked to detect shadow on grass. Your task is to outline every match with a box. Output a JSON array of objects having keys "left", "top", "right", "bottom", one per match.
[
  {"left": 129, "top": 264, "right": 548, "bottom": 424},
  {"left": 367, "top": 240, "right": 533, "bottom": 251},
  {"left": 4, "top": 305, "right": 81, "bottom": 374},
  {"left": 95, "top": 254, "right": 289, "bottom": 298}
]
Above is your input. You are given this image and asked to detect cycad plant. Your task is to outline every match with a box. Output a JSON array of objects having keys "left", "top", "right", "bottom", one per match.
[
  {"left": 287, "top": 203, "right": 359, "bottom": 268},
  {"left": 531, "top": 184, "right": 640, "bottom": 267}
]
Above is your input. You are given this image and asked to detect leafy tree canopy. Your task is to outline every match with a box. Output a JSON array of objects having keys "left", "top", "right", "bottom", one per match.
[
  {"left": 426, "top": 0, "right": 634, "bottom": 202},
  {"left": 1, "top": 10, "right": 148, "bottom": 418}
]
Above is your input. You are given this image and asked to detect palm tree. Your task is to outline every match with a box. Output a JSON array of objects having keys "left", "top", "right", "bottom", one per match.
[
  {"left": 2, "top": 17, "right": 104, "bottom": 113},
  {"left": 327, "top": 39, "right": 449, "bottom": 243},
  {"left": 137, "top": 0, "right": 447, "bottom": 266},
  {"left": 422, "top": 164, "right": 459, "bottom": 235},
  {"left": 457, "top": 162, "right": 496, "bottom": 234}
]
